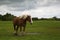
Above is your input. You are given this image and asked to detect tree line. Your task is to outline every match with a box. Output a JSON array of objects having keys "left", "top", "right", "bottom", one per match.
[
  {"left": 32, "top": 16, "right": 60, "bottom": 21},
  {"left": 0, "top": 13, "right": 16, "bottom": 21},
  {"left": 0, "top": 13, "right": 60, "bottom": 21}
]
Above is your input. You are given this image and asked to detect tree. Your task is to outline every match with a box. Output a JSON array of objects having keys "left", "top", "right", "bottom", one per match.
[
  {"left": 32, "top": 17, "right": 38, "bottom": 21},
  {"left": 0, "top": 14, "right": 2, "bottom": 20},
  {"left": 2, "top": 13, "right": 15, "bottom": 21},
  {"left": 52, "top": 16, "right": 57, "bottom": 20}
]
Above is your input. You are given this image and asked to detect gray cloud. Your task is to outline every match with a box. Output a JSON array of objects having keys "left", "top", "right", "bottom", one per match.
[
  {"left": 0, "top": 0, "right": 60, "bottom": 11},
  {"left": 0, "top": 0, "right": 24, "bottom": 5}
]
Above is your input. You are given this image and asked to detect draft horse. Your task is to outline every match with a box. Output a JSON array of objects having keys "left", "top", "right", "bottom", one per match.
[{"left": 13, "top": 14, "right": 33, "bottom": 35}]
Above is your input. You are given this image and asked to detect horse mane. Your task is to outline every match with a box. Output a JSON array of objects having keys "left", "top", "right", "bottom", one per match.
[{"left": 19, "top": 14, "right": 31, "bottom": 19}]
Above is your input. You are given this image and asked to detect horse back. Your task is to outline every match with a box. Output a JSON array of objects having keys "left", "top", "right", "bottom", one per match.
[
  {"left": 13, "top": 17, "right": 25, "bottom": 26},
  {"left": 13, "top": 17, "right": 20, "bottom": 25}
]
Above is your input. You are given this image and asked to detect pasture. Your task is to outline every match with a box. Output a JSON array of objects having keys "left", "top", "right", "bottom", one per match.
[{"left": 0, "top": 20, "right": 60, "bottom": 40}]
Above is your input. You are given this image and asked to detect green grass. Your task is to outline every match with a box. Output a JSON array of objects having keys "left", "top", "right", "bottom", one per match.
[{"left": 0, "top": 20, "right": 60, "bottom": 40}]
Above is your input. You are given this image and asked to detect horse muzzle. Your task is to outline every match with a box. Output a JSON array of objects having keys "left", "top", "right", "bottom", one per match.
[
  {"left": 30, "top": 21, "right": 33, "bottom": 25},
  {"left": 30, "top": 23, "right": 32, "bottom": 25}
]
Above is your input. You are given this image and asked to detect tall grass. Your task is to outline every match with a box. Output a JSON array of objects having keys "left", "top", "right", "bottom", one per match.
[{"left": 0, "top": 20, "right": 60, "bottom": 40}]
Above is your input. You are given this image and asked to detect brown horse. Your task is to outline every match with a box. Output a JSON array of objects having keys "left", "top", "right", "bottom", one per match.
[{"left": 13, "top": 14, "right": 33, "bottom": 35}]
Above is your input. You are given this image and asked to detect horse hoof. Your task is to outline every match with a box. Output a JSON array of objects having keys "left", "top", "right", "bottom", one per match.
[{"left": 14, "top": 33, "right": 18, "bottom": 36}]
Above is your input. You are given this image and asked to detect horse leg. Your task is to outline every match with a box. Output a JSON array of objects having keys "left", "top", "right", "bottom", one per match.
[
  {"left": 22, "top": 26, "right": 26, "bottom": 35},
  {"left": 13, "top": 25, "right": 16, "bottom": 34},
  {"left": 19, "top": 26, "right": 25, "bottom": 35},
  {"left": 23, "top": 27, "right": 25, "bottom": 32},
  {"left": 19, "top": 26, "right": 22, "bottom": 35},
  {"left": 15, "top": 25, "right": 19, "bottom": 35},
  {"left": 20, "top": 26, "right": 25, "bottom": 32},
  {"left": 20, "top": 27, "right": 22, "bottom": 32},
  {"left": 20, "top": 26, "right": 22, "bottom": 32}
]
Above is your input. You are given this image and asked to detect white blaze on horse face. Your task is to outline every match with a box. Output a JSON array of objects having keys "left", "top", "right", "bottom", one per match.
[{"left": 31, "top": 17, "right": 33, "bottom": 23}]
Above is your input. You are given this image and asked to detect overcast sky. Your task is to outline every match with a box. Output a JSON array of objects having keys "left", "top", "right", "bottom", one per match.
[{"left": 0, "top": 0, "right": 60, "bottom": 18}]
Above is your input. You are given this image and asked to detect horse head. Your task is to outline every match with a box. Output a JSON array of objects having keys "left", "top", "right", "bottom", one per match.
[
  {"left": 19, "top": 13, "right": 33, "bottom": 24},
  {"left": 26, "top": 15, "right": 33, "bottom": 24}
]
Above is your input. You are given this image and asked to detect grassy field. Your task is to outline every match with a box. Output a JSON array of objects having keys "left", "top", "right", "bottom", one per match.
[{"left": 0, "top": 20, "right": 60, "bottom": 40}]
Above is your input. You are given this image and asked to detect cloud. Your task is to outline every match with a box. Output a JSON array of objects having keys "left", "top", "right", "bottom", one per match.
[
  {"left": 27, "top": 6, "right": 60, "bottom": 18},
  {"left": 0, "top": 0, "right": 60, "bottom": 18},
  {"left": 0, "top": 0, "right": 60, "bottom": 11},
  {"left": 6, "top": 5, "right": 60, "bottom": 18}
]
